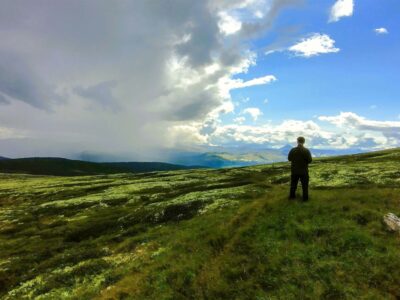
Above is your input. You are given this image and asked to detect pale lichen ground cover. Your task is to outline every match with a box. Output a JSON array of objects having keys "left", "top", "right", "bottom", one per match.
[{"left": 1, "top": 149, "right": 400, "bottom": 299}]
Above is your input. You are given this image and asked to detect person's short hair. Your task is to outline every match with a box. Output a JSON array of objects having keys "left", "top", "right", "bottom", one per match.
[{"left": 297, "top": 136, "right": 305, "bottom": 144}]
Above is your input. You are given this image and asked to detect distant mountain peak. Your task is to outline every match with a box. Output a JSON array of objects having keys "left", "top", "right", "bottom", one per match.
[{"left": 280, "top": 144, "right": 293, "bottom": 150}]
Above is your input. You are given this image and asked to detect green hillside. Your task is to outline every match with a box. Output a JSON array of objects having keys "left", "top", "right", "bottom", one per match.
[
  {"left": 1, "top": 149, "right": 400, "bottom": 299},
  {"left": 0, "top": 157, "right": 199, "bottom": 176}
]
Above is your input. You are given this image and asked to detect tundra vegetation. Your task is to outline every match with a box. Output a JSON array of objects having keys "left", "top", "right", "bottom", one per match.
[{"left": 1, "top": 149, "right": 400, "bottom": 299}]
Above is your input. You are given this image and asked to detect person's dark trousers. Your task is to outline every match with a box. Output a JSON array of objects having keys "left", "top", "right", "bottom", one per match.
[{"left": 289, "top": 173, "right": 309, "bottom": 201}]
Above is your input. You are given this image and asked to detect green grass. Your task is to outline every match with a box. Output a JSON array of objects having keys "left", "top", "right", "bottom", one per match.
[{"left": 1, "top": 149, "right": 400, "bottom": 299}]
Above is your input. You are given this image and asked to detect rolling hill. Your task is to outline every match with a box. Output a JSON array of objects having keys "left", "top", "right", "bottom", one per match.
[
  {"left": 1, "top": 148, "right": 400, "bottom": 298},
  {"left": 0, "top": 157, "right": 202, "bottom": 176},
  {"left": 166, "top": 146, "right": 364, "bottom": 168}
]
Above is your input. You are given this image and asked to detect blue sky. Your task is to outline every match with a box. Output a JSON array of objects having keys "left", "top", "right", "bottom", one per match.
[
  {"left": 229, "top": 0, "right": 400, "bottom": 124},
  {"left": 0, "top": 0, "right": 399, "bottom": 159}
]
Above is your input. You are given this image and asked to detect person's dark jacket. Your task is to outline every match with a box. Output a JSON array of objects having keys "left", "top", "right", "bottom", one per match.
[{"left": 288, "top": 145, "right": 312, "bottom": 175}]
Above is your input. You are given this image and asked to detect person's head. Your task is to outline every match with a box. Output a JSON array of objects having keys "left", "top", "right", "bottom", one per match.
[{"left": 297, "top": 136, "right": 305, "bottom": 145}]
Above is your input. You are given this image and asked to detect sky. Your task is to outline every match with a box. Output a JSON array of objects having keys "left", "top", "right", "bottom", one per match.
[{"left": 0, "top": 0, "right": 399, "bottom": 159}]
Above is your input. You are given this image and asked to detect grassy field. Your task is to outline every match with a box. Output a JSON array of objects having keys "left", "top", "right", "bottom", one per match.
[{"left": 1, "top": 149, "right": 400, "bottom": 299}]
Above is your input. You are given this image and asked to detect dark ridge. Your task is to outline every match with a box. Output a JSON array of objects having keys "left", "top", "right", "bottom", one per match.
[{"left": 0, "top": 157, "right": 205, "bottom": 176}]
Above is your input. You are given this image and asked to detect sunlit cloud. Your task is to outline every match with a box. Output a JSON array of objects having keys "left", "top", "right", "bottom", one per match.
[
  {"left": 242, "top": 107, "right": 263, "bottom": 121},
  {"left": 319, "top": 112, "right": 400, "bottom": 144},
  {"left": 329, "top": 0, "right": 354, "bottom": 23},
  {"left": 169, "top": 112, "right": 400, "bottom": 150},
  {"left": 289, "top": 33, "right": 340, "bottom": 57},
  {"left": 374, "top": 27, "right": 388, "bottom": 35},
  {"left": 229, "top": 75, "right": 277, "bottom": 89},
  {"left": 218, "top": 12, "right": 242, "bottom": 35}
]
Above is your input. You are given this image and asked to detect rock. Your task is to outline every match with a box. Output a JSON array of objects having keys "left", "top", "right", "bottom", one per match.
[{"left": 383, "top": 213, "right": 400, "bottom": 232}]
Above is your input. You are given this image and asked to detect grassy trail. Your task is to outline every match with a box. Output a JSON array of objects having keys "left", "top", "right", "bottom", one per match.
[{"left": 96, "top": 183, "right": 272, "bottom": 300}]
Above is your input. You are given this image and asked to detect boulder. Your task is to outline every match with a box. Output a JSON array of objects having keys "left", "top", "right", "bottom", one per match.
[{"left": 384, "top": 213, "right": 400, "bottom": 233}]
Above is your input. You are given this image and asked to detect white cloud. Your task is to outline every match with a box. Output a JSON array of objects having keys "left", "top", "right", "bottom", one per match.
[
  {"left": 242, "top": 107, "right": 263, "bottom": 121},
  {"left": 175, "top": 119, "right": 337, "bottom": 148},
  {"left": 319, "top": 112, "right": 400, "bottom": 130},
  {"left": 319, "top": 112, "right": 400, "bottom": 142},
  {"left": 254, "top": 10, "right": 264, "bottom": 18},
  {"left": 233, "top": 116, "right": 246, "bottom": 124},
  {"left": 212, "top": 100, "right": 236, "bottom": 116},
  {"left": 218, "top": 12, "right": 242, "bottom": 35},
  {"left": 374, "top": 27, "right": 388, "bottom": 35},
  {"left": 329, "top": 0, "right": 354, "bottom": 23},
  {"left": 167, "top": 123, "right": 209, "bottom": 147},
  {"left": 169, "top": 112, "right": 400, "bottom": 150},
  {"left": 229, "top": 75, "right": 277, "bottom": 89},
  {"left": 289, "top": 33, "right": 340, "bottom": 57},
  {"left": 265, "top": 50, "right": 275, "bottom": 56}
]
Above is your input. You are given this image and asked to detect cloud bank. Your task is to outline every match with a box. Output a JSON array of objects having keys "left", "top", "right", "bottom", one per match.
[
  {"left": 173, "top": 112, "right": 400, "bottom": 151},
  {"left": 0, "top": 0, "right": 298, "bottom": 158},
  {"left": 0, "top": 1, "right": 398, "bottom": 160}
]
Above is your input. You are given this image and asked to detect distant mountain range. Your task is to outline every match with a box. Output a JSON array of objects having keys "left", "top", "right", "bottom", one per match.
[
  {"left": 166, "top": 150, "right": 285, "bottom": 168},
  {"left": 0, "top": 146, "right": 367, "bottom": 176},
  {"left": 73, "top": 146, "right": 365, "bottom": 169},
  {"left": 0, "top": 157, "right": 203, "bottom": 176},
  {"left": 164, "top": 146, "right": 365, "bottom": 168}
]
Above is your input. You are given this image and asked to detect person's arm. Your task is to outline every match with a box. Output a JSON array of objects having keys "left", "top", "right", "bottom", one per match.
[
  {"left": 288, "top": 149, "right": 293, "bottom": 161},
  {"left": 307, "top": 149, "right": 312, "bottom": 164}
]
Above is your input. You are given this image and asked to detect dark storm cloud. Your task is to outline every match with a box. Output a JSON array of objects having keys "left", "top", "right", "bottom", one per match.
[
  {"left": 0, "top": 0, "right": 300, "bottom": 157},
  {"left": 0, "top": 51, "right": 61, "bottom": 110},
  {"left": 73, "top": 81, "right": 119, "bottom": 110},
  {"left": 0, "top": 93, "right": 10, "bottom": 105},
  {"left": 239, "top": 0, "right": 302, "bottom": 38}
]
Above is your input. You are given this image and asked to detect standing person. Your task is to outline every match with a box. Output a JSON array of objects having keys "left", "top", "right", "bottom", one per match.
[{"left": 288, "top": 137, "right": 312, "bottom": 201}]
